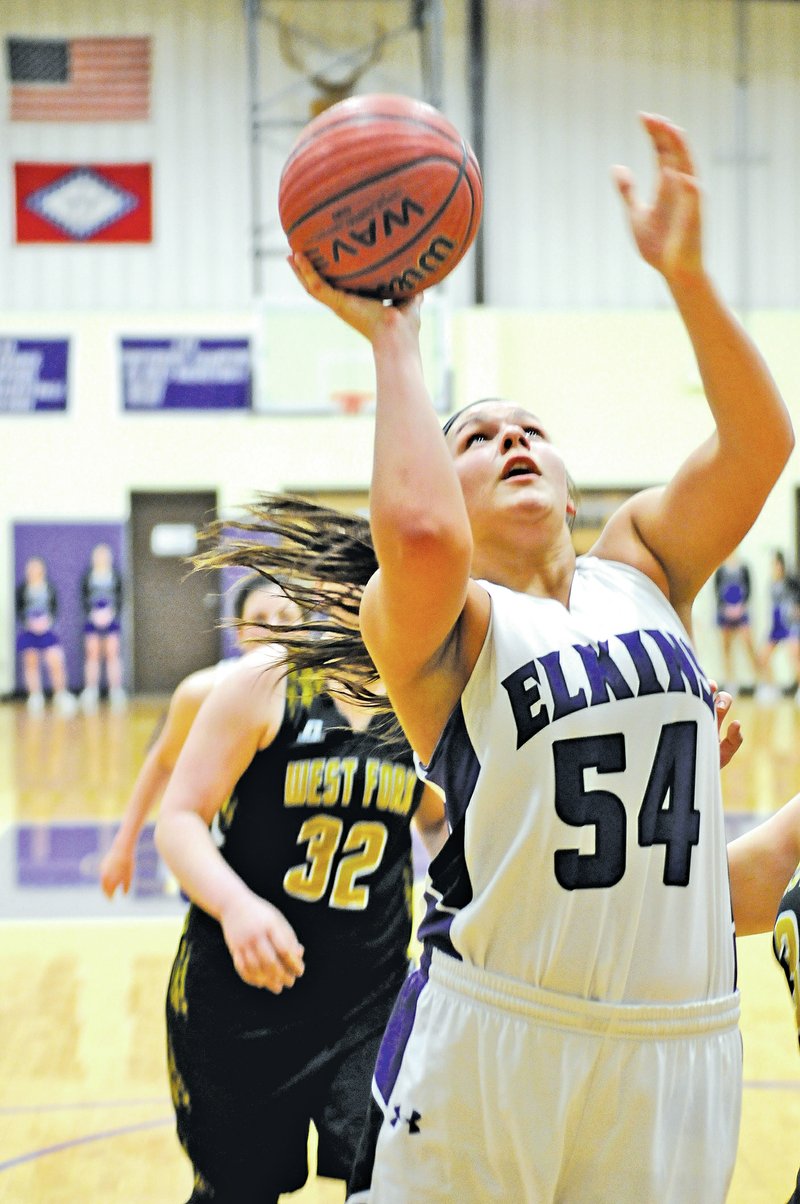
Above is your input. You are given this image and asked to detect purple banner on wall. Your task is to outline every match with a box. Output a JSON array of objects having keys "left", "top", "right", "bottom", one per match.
[
  {"left": 0, "top": 338, "right": 68, "bottom": 412},
  {"left": 121, "top": 337, "right": 252, "bottom": 411}
]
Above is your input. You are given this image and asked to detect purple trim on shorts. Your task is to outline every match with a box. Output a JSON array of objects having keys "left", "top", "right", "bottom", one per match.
[
  {"left": 16, "top": 630, "right": 60, "bottom": 653},
  {"left": 373, "top": 965, "right": 429, "bottom": 1108}
]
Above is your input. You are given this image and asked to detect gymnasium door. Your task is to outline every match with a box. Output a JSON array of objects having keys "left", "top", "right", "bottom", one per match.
[{"left": 129, "top": 490, "right": 220, "bottom": 692}]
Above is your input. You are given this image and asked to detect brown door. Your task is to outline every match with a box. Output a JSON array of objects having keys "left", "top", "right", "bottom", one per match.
[{"left": 129, "top": 490, "right": 220, "bottom": 692}]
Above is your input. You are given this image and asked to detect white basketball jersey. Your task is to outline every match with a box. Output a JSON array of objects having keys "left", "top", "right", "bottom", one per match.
[{"left": 418, "top": 556, "right": 736, "bottom": 1004}]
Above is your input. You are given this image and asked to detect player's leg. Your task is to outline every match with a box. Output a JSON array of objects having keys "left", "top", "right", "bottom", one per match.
[
  {"left": 351, "top": 954, "right": 567, "bottom": 1203},
  {"left": 166, "top": 934, "right": 313, "bottom": 1202},
  {"left": 103, "top": 631, "right": 127, "bottom": 708},
  {"left": 558, "top": 1001, "right": 742, "bottom": 1203},
  {"left": 720, "top": 624, "right": 737, "bottom": 693},
  {"left": 43, "top": 643, "right": 77, "bottom": 715},
  {"left": 21, "top": 646, "right": 44, "bottom": 711},
  {"left": 104, "top": 630, "right": 123, "bottom": 689},
  {"left": 81, "top": 632, "right": 101, "bottom": 710},
  {"left": 314, "top": 978, "right": 403, "bottom": 1184}
]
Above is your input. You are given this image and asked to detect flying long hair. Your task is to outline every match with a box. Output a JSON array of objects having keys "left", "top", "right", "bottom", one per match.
[{"left": 195, "top": 493, "right": 385, "bottom": 709}]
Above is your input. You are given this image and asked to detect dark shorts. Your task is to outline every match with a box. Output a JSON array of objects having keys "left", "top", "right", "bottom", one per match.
[
  {"left": 716, "top": 612, "right": 750, "bottom": 630},
  {"left": 167, "top": 915, "right": 407, "bottom": 1204},
  {"left": 788, "top": 1166, "right": 800, "bottom": 1204},
  {"left": 16, "top": 630, "right": 60, "bottom": 653},
  {"left": 84, "top": 619, "right": 121, "bottom": 636},
  {"left": 769, "top": 605, "right": 792, "bottom": 644}
]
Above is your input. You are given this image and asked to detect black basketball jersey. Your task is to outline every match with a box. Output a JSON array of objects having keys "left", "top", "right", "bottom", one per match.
[
  {"left": 183, "top": 679, "right": 424, "bottom": 1022},
  {"left": 773, "top": 862, "right": 800, "bottom": 1046}
]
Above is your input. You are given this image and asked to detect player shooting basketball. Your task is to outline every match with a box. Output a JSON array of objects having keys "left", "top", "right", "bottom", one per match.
[{"left": 285, "top": 111, "right": 793, "bottom": 1203}]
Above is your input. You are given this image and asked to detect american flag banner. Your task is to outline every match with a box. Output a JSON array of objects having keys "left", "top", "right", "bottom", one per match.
[
  {"left": 15, "top": 163, "right": 153, "bottom": 243},
  {"left": 6, "top": 36, "right": 151, "bottom": 122}
]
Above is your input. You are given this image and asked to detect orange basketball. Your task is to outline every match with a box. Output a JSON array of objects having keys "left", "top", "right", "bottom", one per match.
[{"left": 278, "top": 93, "right": 483, "bottom": 299}]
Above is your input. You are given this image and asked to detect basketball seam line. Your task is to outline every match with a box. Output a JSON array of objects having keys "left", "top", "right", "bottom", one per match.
[{"left": 288, "top": 143, "right": 475, "bottom": 288}]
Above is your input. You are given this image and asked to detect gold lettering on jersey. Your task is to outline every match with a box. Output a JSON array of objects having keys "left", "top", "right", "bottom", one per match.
[
  {"left": 284, "top": 755, "right": 416, "bottom": 814},
  {"left": 775, "top": 909, "right": 800, "bottom": 1037},
  {"left": 306, "top": 758, "right": 325, "bottom": 803},
  {"left": 340, "top": 757, "right": 357, "bottom": 806},
  {"left": 362, "top": 758, "right": 416, "bottom": 815},
  {"left": 362, "top": 758, "right": 380, "bottom": 809},
  {"left": 285, "top": 760, "right": 310, "bottom": 805}
]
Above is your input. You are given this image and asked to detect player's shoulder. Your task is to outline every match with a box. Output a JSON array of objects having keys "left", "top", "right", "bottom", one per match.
[
  {"left": 174, "top": 663, "right": 225, "bottom": 705},
  {"left": 212, "top": 645, "right": 286, "bottom": 698}
]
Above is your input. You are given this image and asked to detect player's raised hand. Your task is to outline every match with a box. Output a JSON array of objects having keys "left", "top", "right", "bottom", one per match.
[
  {"left": 612, "top": 113, "right": 703, "bottom": 285},
  {"left": 288, "top": 251, "right": 422, "bottom": 347}
]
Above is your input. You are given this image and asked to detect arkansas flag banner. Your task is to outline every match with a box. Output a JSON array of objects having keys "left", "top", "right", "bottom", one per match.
[
  {"left": 7, "top": 37, "right": 151, "bottom": 121},
  {"left": 15, "top": 163, "right": 152, "bottom": 243}
]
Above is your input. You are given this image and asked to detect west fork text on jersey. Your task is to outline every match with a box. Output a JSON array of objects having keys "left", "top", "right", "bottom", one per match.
[{"left": 284, "top": 756, "right": 418, "bottom": 814}]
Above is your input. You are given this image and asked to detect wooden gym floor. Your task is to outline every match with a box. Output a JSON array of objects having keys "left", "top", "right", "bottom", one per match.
[{"left": 1, "top": 694, "right": 799, "bottom": 1203}]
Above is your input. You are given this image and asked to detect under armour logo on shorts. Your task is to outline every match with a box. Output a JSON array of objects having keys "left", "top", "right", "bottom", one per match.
[{"left": 391, "top": 1105, "right": 421, "bottom": 1134}]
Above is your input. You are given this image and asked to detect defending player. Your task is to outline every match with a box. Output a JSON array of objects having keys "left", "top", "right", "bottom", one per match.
[{"left": 155, "top": 649, "right": 446, "bottom": 1203}]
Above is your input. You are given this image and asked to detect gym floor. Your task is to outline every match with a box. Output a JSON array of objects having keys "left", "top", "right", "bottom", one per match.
[{"left": 0, "top": 695, "right": 798, "bottom": 1203}]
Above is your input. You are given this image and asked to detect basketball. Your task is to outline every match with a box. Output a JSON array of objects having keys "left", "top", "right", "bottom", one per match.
[{"left": 278, "top": 93, "right": 483, "bottom": 298}]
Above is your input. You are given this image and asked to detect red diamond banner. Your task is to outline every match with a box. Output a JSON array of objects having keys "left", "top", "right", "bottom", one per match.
[{"left": 15, "top": 162, "right": 152, "bottom": 243}]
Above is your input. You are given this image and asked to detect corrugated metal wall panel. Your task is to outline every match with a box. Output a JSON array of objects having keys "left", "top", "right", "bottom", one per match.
[
  {"left": 1, "top": 1, "right": 798, "bottom": 312},
  {"left": 748, "top": 1, "right": 800, "bottom": 309},
  {"left": 484, "top": 0, "right": 800, "bottom": 310},
  {"left": 0, "top": 0, "right": 250, "bottom": 312}
]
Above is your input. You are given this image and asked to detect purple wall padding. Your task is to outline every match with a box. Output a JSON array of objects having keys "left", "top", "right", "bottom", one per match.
[{"left": 13, "top": 521, "right": 126, "bottom": 693}]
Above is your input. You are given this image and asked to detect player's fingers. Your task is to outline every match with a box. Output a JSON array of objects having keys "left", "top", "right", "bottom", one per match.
[
  {"left": 610, "top": 165, "right": 638, "bottom": 213},
  {"left": 640, "top": 113, "right": 696, "bottom": 177},
  {"left": 278, "top": 945, "right": 305, "bottom": 978},
  {"left": 268, "top": 922, "right": 305, "bottom": 976},
  {"left": 287, "top": 251, "right": 322, "bottom": 294},
  {"left": 257, "top": 937, "right": 300, "bottom": 991},
  {"left": 719, "top": 721, "right": 743, "bottom": 770},
  {"left": 233, "top": 949, "right": 282, "bottom": 991}
]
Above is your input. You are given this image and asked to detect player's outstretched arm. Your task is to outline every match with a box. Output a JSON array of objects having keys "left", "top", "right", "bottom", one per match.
[
  {"left": 99, "top": 668, "right": 216, "bottom": 898},
  {"left": 100, "top": 750, "right": 173, "bottom": 897},
  {"left": 600, "top": 114, "right": 793, "bottom": 609},
  {"left": 728, "top": 795, "right": 800, "bottom": 937}
]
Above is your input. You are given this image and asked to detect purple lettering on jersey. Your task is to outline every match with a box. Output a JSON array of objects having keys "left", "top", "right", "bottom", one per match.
[
  {"left": 537, "top": 650, "right": 589, "bottom": 721},
  {"left": 574, "top": 640, "right": 635, "bottom": 706},
  {"left": 616, "top": 629, "right": 664, "bottom": 695},
  {"left": 503, "top": 628, "right": 714, "bottom": 751},
  {"left": 501, "top": 660, "right": 549, "bottom": 749}
]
